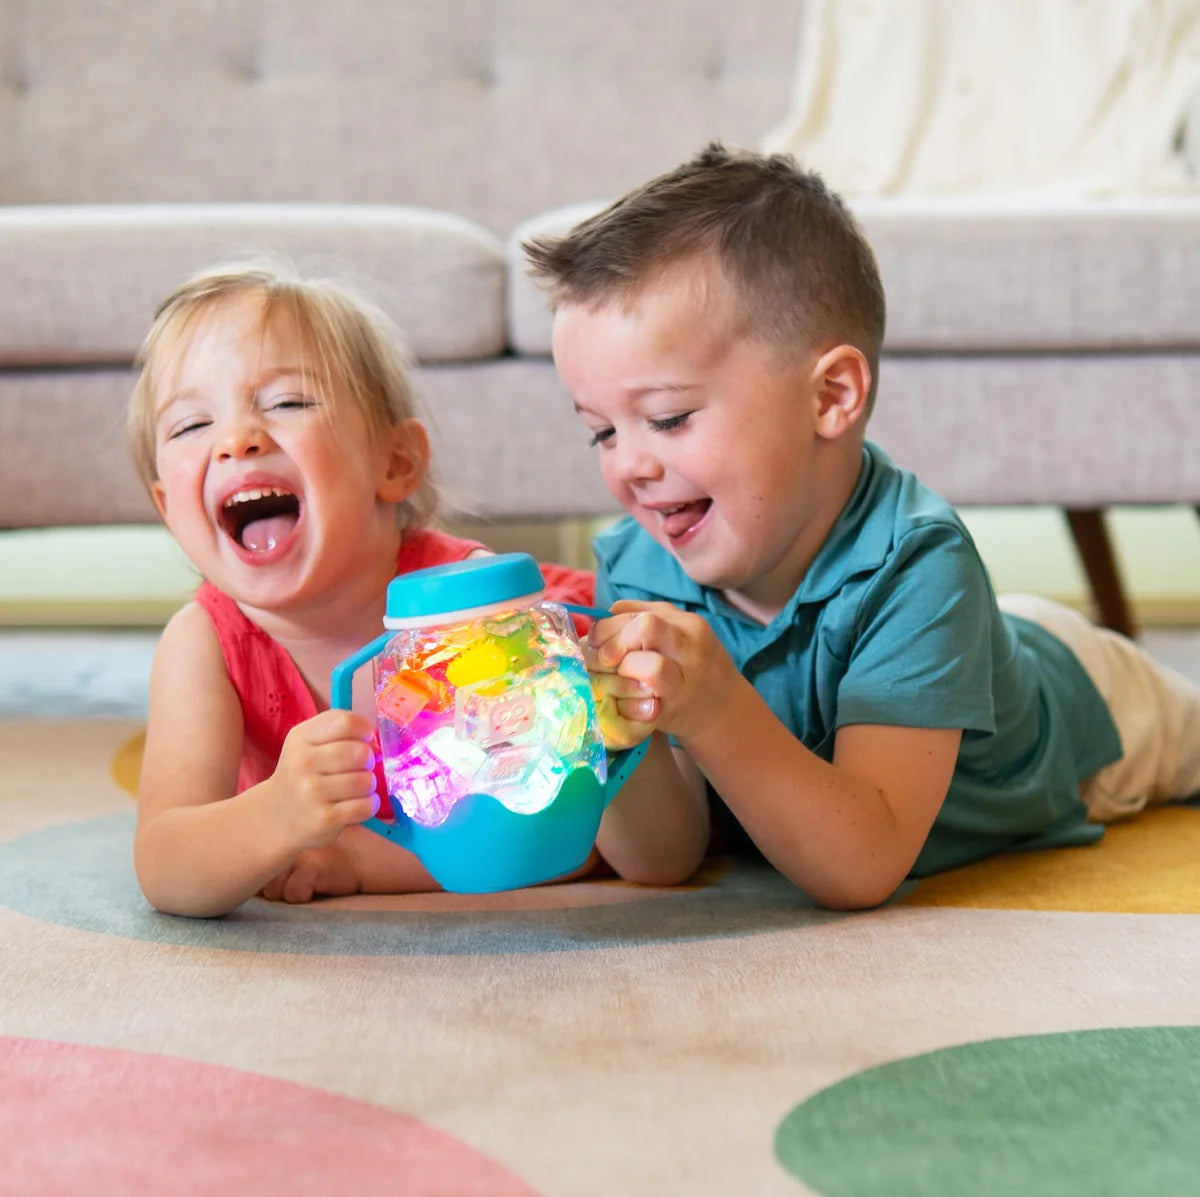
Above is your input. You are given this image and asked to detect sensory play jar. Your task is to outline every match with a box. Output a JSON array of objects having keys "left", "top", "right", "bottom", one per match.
[{"left": 330, "top": 553, "right": 647, "bottom": 893}]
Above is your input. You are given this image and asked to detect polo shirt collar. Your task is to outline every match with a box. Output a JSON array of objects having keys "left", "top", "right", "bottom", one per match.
[{"left": 789, "top": 441, "right": 895, "bottom": 607}]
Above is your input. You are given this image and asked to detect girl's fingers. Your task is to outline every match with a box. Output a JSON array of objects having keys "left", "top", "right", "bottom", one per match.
[
  {"left": 301, "top": 709, "right": 377, "bottom": 745},
  {"left": 333, "top": 793, "right": 381, "bottom": 825},
  {"left": 282, "top": 863, "right": 317, "bottom": 904},
  {"left": 312, "top": 739, "right": 376, "bottom": 777}
]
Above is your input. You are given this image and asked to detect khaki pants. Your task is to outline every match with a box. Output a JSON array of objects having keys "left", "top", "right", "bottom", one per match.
[{"left": 999, "top": 594, "right": 1200, "bottom": 823}]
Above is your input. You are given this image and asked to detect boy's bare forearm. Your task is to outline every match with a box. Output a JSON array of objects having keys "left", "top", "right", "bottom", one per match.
[
  {"left": 596, "top": 733, "right": 709, "bottom": 886},
  {"left": 134, "top": 785, "right": 298, "bottom": 917},
  {"left": 679, "top": 680, "right": 934, "bottom": 909}
]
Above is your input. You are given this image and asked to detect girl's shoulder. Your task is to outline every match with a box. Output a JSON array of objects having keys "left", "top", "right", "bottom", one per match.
[
  {"left": 397, "top": 527, "right": 487, "bottom": 574},
  {"left": 151, "top": 598, "right": 233, "bottom": 691}
]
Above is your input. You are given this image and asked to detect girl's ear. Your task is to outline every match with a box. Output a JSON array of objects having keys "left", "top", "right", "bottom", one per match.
[
  {"left": 150, "top": 479, "right": 169, "bottom": 522},
  {"left": 811, "top": 345, "right": 872, "bottom": 440},
  {"left": 378, "top": 418, "right": 431, "bottom": 503}
]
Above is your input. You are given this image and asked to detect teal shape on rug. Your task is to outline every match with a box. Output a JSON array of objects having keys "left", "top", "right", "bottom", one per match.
[
  {"left": 0, "top": 812, "right": 827, "bottom": 955},
  {"left": 776, "top": 1026, "right": 1200, "bottom": 1195}
]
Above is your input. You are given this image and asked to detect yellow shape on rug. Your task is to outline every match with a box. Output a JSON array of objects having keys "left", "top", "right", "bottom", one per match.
[
  {"left": 111, "top": 730, "right": 144, "bottom": 797},
  {"left": 901, "top": 806, "right": 1200, "bottom": 913}
]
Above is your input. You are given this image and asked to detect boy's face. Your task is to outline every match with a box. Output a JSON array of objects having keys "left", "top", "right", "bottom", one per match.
[
  {"left": 149, "top": 293, "right": 402, "bottom": 614},
  {"left": 552, "top": 260, "right": 856, "bottom": 618}
]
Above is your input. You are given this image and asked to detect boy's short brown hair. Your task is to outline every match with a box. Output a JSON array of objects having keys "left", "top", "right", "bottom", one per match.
[
  {"left": 524, "top": 143, "right": 886, "bottom": 409},
  {"left": 127, "top": 259, "right": 438, "bottom": 527}
]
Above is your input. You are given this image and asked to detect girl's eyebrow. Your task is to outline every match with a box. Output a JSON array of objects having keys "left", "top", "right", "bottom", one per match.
[
  {"left": 252, "top": 365, "right": 309, "bottom": 388},
  {"left": 155, "top": 390, "right": 198, "bottom": 421}
]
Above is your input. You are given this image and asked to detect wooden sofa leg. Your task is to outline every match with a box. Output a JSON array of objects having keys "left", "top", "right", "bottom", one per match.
[{"left": 1064, "top": 508, "right": 1137, "bottom": 639}]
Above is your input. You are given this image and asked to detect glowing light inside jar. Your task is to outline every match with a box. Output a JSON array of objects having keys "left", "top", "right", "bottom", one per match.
[{"left": 377, "top": 611, "right": 604, "bottom": 828}]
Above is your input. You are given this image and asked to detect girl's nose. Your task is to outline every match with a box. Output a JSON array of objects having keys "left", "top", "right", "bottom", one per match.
[{"left": 214, "top": 413, "right": 270, "bottom": 461}]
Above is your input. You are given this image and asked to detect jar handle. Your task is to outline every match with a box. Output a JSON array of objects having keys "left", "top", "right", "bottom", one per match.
[
  {"left": 563, "top": 603, "right": 651, "bottom": 798},
  {"left": 329, "top": 631, "right": 393, "bottom": 711}
]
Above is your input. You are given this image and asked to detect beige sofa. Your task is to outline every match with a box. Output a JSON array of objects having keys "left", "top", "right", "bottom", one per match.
[{"left": 2, "top": 0, "right": 1198, "bottom": 633}]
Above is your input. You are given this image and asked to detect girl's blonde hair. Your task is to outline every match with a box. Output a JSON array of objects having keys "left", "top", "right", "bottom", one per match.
[{"left": 127, "top": 259, "right": 439, "bottom": 528}]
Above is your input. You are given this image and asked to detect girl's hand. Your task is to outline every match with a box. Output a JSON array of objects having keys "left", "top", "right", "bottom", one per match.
[
  {"left": 587, "top": 601, "right": 741, "bottom": 745},
  {"left": 261, "top": 841, "right": 360, "bottom": 903},
  {"left": 267, "top": 709, "right": 381, "bottom": 850}
]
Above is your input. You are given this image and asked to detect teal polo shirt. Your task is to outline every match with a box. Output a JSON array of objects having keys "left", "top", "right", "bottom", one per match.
[{"left": 595, "top": 441, "right": 1122, "bottom": 878}]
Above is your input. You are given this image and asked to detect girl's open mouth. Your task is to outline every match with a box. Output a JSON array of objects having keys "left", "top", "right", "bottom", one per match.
[{"left": 219, "top": 487, "right": 301, "bottom": 554}]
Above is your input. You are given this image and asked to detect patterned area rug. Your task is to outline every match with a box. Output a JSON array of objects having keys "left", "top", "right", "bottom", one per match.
[{"left": 3, "top": 718, "right": 1199, "bottom": 1196}]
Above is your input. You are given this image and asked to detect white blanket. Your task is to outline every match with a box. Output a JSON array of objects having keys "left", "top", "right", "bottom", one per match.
[{"left": 762, "top": 0, "right": 1200, "bottom": 199}]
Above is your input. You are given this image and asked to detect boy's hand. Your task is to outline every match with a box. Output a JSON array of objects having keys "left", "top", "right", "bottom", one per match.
[
  {"left": 587, "top": 663, "right": 660, "bottom": 750},
  {"left": 267, "top": 709, "right": 381, "bottom": 851},
  {"left": 586, "top": 600, "right": 742, "bottom": 744}
]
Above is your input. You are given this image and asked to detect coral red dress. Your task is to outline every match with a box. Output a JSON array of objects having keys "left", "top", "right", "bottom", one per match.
[{"left": 195, "top": 528, "right": 595, "bottom": 794}]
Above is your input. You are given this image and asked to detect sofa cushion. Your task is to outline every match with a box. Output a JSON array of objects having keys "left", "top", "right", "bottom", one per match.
[
  {"left": 0, "top": 359, "right": 616, "bottom": 530},
  {"left": 0, "top": 204, "right": 505, "bottom": 366},
  {"left": 508, "top": 197, "right": 1200, "bottom": 355},
  {"left": 5, "top": 0, "right": 806, "bottom": 236}
]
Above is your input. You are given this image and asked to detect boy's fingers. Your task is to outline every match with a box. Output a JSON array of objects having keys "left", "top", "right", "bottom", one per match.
[
  {"left": 616, "top": 649, "right": 671, "bottom": 691},
  {"left": 591, "top": 671, "right": 654, "bottom": 700},
  {"left": 615, "top": 695, "right": 660, "bottom": 723},
  {"left": 587, "top": 609, "right": 645, "bottom": 651}
]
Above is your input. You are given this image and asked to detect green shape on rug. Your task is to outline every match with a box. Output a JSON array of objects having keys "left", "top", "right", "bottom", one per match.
[{"left": 776, "top": 1026, "right": 1200, "bottom": 1196}]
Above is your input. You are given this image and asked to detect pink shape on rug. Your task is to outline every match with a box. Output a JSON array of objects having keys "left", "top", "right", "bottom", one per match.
[{"left": 2, "top": 1036, "right": 539, "bottom": 1196}]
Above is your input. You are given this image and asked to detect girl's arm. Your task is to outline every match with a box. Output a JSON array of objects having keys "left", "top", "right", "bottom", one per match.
[{"left": 135, "top": 603, "right": 377, "bottom": 917}]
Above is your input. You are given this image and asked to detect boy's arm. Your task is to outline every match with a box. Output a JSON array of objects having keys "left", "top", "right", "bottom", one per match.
[
  {"left": 591, "top": 603, "right": 960, "bottom": 909},
  {"left": 135, "top": 603, "right": 377, "bottom": 917},
  {"left": 686, "top": 679, "right": 959, "bottom": 908},
  {"left": 594, "top": 732, "right": 710, "bottom": 886}
]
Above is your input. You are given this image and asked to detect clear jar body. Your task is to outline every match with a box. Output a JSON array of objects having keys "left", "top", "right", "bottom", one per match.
[{"left": 373, "top": 600, "right": 606, "bottom": 826}]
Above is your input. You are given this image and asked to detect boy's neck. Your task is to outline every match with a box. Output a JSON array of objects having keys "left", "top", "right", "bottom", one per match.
[{"left": 720, "top": 441, "right": 865, "bottom": 626}]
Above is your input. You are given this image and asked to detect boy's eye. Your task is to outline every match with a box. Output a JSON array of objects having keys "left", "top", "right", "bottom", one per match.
[
  {"left": 588, "top": 427, "right": 615, "bottom": 449},
  {"left": 649, "top": 412, "right": 691, "bottom": 433}
]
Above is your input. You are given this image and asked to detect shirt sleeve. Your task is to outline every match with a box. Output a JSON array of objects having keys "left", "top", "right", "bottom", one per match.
[{"left": 834, "top": 522, "right": 999, "bottom": 735}]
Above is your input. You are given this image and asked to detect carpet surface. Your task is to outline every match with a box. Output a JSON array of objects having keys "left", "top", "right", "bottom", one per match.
[{"left": 3, "top": 718, "right": 1199, "bottom": 1196}]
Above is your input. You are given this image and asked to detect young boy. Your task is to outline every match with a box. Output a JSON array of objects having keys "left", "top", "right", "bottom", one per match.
[{"left": 524, "top": 143, "right": 1200, "bottom": 911}]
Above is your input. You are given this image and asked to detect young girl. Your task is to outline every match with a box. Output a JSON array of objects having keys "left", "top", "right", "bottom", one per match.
[{"left": 128, "top": 262, "right": 704, "bottom": 917}]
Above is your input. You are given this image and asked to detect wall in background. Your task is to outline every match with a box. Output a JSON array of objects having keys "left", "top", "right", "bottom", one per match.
[{"left": 3, "top": 506, "right": 1200, "bottom": 627}]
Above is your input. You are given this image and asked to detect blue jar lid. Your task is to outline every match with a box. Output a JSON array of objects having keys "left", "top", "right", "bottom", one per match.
[{"left": 384, "top": 552, "right": 545, "bottom": 626}]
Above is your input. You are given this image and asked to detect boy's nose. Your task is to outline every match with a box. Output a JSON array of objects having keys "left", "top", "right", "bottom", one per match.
[{"left": 614, "top": 438, "right": 664, "bottom": 485}]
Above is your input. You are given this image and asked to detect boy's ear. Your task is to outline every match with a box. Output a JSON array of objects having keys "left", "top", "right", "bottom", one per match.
[
  {"left": 378, "top": 418, "right": 430, "bottom": 503},
  {"left": 811, "top": 345, "right": 872, "bottom": 440}
]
